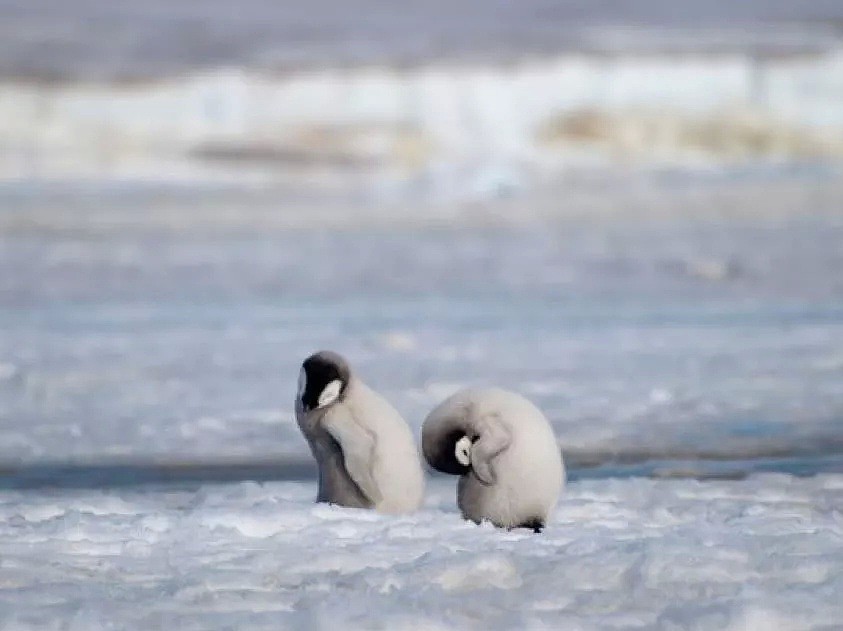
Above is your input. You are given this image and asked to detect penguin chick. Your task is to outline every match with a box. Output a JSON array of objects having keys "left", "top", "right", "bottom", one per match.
[
  {"left": 422, "top": 387, "right": 564, "bottom": 531},
  {"left": 295, "top": 350, "right": 424, "bottom": 514}
]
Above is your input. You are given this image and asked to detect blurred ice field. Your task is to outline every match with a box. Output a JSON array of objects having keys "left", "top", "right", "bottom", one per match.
[{"left": 2, "top": 174, "right": 843, "bottom": 473}]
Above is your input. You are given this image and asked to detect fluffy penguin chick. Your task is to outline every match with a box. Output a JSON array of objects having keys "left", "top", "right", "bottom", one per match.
[
  {"left": 295, "top": 350, "right": 425, "bottom": 514},
  {"left": 422, "top": 387, "right": 565, "bottom": 531}
]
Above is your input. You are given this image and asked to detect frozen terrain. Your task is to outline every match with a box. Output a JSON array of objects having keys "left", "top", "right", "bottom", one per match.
[
  {"left": 1, "top": 2, "right": 843, "bottom": 628},
  {"left": 2, "top": 174, "right": 842, "bottom": 470},
  {"left": 1, "top": 475, "right": 843, "bottom": 630},
  {"left": 1, "top": 172, "right": 842, "bottom": 628}
]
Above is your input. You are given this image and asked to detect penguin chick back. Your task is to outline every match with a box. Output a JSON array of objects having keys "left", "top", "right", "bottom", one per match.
[
  {"left": 422, "top": 387, "right": 565, "bottom": 529},
  {"left": 328, "top": 378, "right": 425, "bottom": 514}
]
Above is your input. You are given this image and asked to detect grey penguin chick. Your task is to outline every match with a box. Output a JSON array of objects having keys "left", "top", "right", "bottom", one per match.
[
  {"left": 295, "top": 350, "right": 425, "bottom": 514},
  {"left": 422, "top": 387, "right": 565, "bottom": 531}
]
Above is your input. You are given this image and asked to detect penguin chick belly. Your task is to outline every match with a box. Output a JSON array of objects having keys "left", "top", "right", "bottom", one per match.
[
  {"left": 457, "top": 455, "right": 553, "bottom": 528},
  {"left": 457, "top": 474, "right": 518, "bottom": 527},
  {"left": 511, "top": 431, "right": 565, "bottom": 526}
]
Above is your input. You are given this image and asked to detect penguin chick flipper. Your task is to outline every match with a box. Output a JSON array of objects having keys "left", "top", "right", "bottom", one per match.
[
  {"left": 322, "top": 410, "right": 383, "bottom": 505},
  {"left": 470, "top": 413, "right": 512, "bottom": 486}
]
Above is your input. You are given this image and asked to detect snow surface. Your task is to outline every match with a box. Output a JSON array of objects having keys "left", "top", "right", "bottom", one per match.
[
  {"left": 2, "top": 173, "right": 841, "bottom": 629},
  {"left": 2, "top": 175, "right": 842, "bottom": 466},
  {"left": 1, "top": 4, "right": 841, "bottom": 628},
  {"left": 1, "top": 474, "right": 842, "bottom": 630},
  {"left": 1, "top": 167, "right": 842, "bottom": 631}
]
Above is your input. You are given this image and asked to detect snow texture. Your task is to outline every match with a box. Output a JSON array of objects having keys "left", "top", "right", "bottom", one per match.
[
  {"left": 1, "top": 4, "right": 841, "bottom": 629},
  {"left": 2, "top": 176, "right": 842, "bottom": 627},
  {"left": 2, "top": 177, "right": 842, "bottom": 467},
  {"left": 1, "top": 475, "right": 842, "bottom": 630}
]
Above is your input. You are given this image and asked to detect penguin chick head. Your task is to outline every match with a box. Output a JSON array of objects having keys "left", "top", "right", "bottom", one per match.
[
  {"left": 298, "top": 351, "right": 351, "bottom": 413},
  {"left": 422, "top": 428, "right": 474, "bottom": 476},
  {"left": 454, "top": 436, "right": 472, "bottom": 467}
]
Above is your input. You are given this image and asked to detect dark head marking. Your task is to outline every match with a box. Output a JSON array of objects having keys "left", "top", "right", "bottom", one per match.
[
  {"left": 422, "top": 428, "right": 474, "bottom": 476},
  {"left": 299, "top": 350, "right": 351, "bottom": 413}
]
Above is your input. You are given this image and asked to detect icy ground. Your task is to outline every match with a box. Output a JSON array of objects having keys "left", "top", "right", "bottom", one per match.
[
  {"left": 2, "top": 176, "right": 842, "bottom": 467},
  {"left": 1, "top": 173, "right": 842, "bottom": 628},
  {"left": 1, "top": 475, "right": 842, "bottom": 630}
]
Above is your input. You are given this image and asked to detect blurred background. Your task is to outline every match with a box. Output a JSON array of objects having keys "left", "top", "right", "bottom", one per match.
[{"left": 1, "top": 0, "right": 843, "bottom": 486}]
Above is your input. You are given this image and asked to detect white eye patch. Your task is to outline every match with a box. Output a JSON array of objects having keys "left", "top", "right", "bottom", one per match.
[
  {"left": 297, "top": 368, "right": 307, "bottom": 400},
  {"left": 317, "top": 379, "right": 343, "bottom": 408},
  {"left": 455, "top": 436, "right": 472, "bottom": 466}
]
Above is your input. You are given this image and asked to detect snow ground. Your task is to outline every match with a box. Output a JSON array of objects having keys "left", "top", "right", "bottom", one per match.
[
  {"left": 2, "top": 176, "right": 842, "bottom": 466},
  {"left": 1, "top": 474, "right": 842, "bottom": 630},
  {"left": 1, "top": 169, "right": 842, "bottom": 630},
  {"left": 2, "top": 4, "right": 842, "bottom": 628}
]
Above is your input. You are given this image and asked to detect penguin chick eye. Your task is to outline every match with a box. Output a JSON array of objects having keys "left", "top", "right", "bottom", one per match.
[
  {"left": 454, "top": 436, "right": 472, "bottom": 467},
  {"left": 316, "top": 379, "right": 343, "bottom": 408}
]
